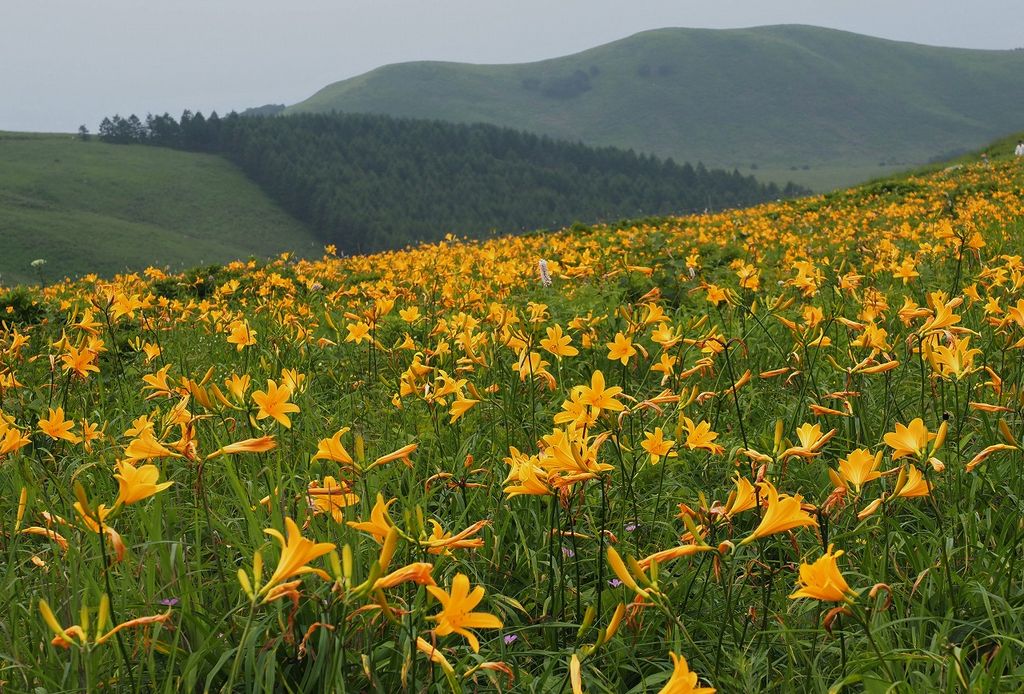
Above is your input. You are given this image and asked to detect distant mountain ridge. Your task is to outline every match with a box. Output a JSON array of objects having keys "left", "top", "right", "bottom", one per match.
[{"left": 287, "top": 25, "right": 1024, "bottom": 190}]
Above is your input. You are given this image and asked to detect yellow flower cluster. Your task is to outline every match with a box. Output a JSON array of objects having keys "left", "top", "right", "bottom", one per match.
[{"left": 3, "top": 157, "right": 1023, "bottom": 690}]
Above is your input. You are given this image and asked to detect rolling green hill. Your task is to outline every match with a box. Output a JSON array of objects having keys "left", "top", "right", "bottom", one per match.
[
  {"left": 289, "top": 25, "right": 1024, "bottom": 191},
  {"left": 0, "top": 132, "right": 318, "bottom": 285}
]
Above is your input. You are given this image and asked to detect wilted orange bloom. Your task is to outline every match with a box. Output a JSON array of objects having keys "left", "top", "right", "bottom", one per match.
[
  {"left": 970, "top": 401, "right": 1011, "bottom": 413},
  {"left": 20, "top": 526, "right": 69, "bottom": 552},
  {"left": 739, "top": 447, "right": 774, "bottom": 465},
  {"left": 809, "top": 403, "right": 848, "bottom": 417},
  {"left": 370, "top": 442, "right": 417, "bottom": 469},
  {"left": 94, "top": 610, "right": 172, "bottom": 646},
  {"left": 638, "top": 543, "right": 714, "bottom": 570},
  {"left": 570, "top": 653, "right": 583, "bottom": 694},
  {"left": 206, "top": 435, "right": 277, "bottom": 459},
  {"left": 39, "top": 598, "right": 171, "bottom": 649},
  {"left": 422, "top": 519, "right": 489, "bottom": 554},
  {"left": 372, "top": 562, "right": 436, "bottom": 590},
  {"left": 965, "top": 443, "right": 1017, "bottom": 472},
  {"left": 72, "top": 501, "right": 125, "bottom": 562},
  {"left": 857, "top": 497, "right": 884, "bottom": 520},
  {"left": 720, "top": 369, "right": 751, "bottom": 396}
]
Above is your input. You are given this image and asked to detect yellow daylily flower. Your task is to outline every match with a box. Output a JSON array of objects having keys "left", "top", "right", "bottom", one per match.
[{"left": 426, "top": 573, "right": 503, "bottom": 653}]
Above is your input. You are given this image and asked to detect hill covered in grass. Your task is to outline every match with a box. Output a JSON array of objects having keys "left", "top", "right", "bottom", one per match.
[
  {"left": 0, "top": 132, "right": 317, "bottom": 285},
  {"left": 93, "top": 111, "right": 802, "bottom": 253},
  {"left": 288, "top": 25, "right": 1024, "bottom": 190}
]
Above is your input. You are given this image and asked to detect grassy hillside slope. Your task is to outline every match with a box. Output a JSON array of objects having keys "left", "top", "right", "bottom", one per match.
[
  {"left": 289, "top": 25, "right": 1024, "bottom": 190},
  {"left": 0, "top": 132, "right": 318, "bottom": 285},
  {"left": 3, "top": 134, "right": 1024, "bottom": 691}
]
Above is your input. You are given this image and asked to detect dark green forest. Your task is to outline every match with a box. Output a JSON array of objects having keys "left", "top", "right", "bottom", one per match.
[{"left": 97, "top": 111, "right": 806, "bottom": 252}]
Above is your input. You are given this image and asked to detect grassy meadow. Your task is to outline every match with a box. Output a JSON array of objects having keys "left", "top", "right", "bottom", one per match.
[
  {"left": 0, "top": 132, "right": 317, "bottom": 285},
  {"left": 1, "top": 149, "right": 1024, "bottom": 692}
]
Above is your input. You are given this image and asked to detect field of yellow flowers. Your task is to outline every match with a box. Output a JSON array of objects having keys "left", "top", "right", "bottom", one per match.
[{"left": 2, "top": 157, "right": 1024, "bottom": 693}]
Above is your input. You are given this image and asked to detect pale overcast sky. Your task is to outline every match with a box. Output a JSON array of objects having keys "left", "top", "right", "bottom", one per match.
[{"left": 3, "top": 0, "right": 1022, "bottom": 132}]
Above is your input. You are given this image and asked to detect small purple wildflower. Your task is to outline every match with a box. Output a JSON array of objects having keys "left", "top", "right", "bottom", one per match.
[
  {"left": 503, "top": 634, "right": 518, "bottom": 645},
  {"left": 562, "top": 546, "right": 575, "bottom": 558},
  {"left": 625, "top": 523, "right": 638, "bottom": 532},
  {"left": 159, "top": 598, "right": 180, "bottom": 607},
  {"left": 608, "top": 578, "right": 623, "bottom": 588}
]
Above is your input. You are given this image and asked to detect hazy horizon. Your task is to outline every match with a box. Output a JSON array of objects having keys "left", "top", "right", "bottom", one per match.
[{"left": 3, "top": 0, "right": 1023, "bottom": 133}]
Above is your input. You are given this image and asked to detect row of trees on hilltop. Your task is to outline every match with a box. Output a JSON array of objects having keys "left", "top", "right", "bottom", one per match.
[
  {"left": 98, "top": 112, "right": 221, "bottom": 149},
  {"left": 97, "top": 110, "right": 807, "bottom": 253}
]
